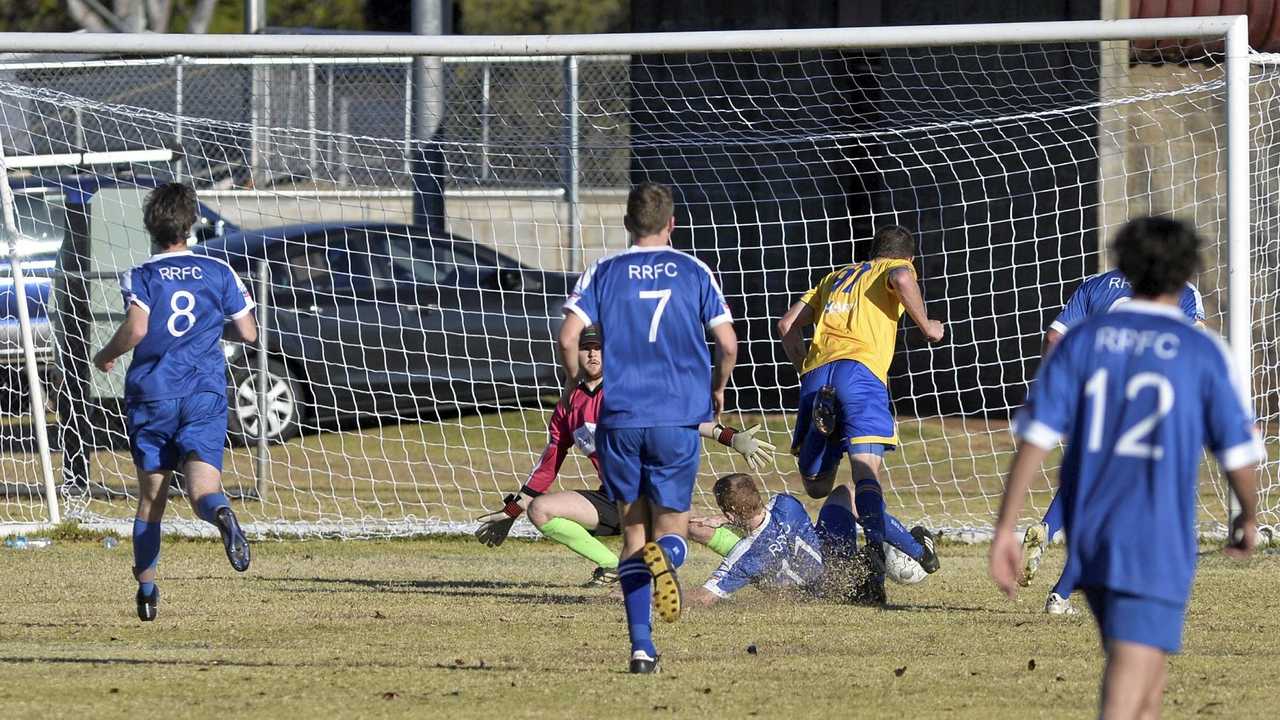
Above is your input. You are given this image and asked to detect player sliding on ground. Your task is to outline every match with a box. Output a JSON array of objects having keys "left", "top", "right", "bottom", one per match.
[
  {"left": 776, "top": 225, "right": 945, "bottom": 604},
  {"left": 685, "top": 473, "right": 932, "bottom": 607},
  {"left": 91, "top": 183, "right": 257, "bottom": 622},
  {"left": 1021, "top": 264, "right": 1205, "bottom": 615},
  {"left": 473, "top": 324, "right": 773, "bottom": 586},
  {"left": 559, "top": 181, "right": 737, "bottom": 674},
  {"left": 990, "top": 216, "right": 1261, "bottom": 720}
]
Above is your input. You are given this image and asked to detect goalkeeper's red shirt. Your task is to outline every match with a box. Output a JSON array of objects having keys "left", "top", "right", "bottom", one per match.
[{"left": 524, "top": 382, "right": 604, "bottom": 494}]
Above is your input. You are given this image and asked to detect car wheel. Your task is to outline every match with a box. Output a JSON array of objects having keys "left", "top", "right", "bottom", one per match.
[{"left": 228, "top": 359, "right": 304, "bottom": 444}]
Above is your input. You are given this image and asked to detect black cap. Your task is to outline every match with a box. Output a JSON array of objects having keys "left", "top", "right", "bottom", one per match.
[{"left": 579, "top": 325, "right": 602, "bottom": 349}]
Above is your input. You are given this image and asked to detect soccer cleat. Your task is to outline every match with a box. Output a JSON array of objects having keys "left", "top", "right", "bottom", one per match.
[
  {"left": 628, "top": 650, "right": 661, "bottom": 674},
  {"left": 1045, "top": 592, "right": 1078, "bottom": 615},
  {"left": 1020, "top": 522, "right": 1048, "bottom": 587},
  {"left": 583, "top": 566, "right": 619, "bottom": 588},
  {"left": 136, "top": 585, "right": 159, "bottom": 622},
  {"left": 909, "top": 525, "right": 941, "bottom": 574},
  {"left": 642, "top": 541, "right": 682, "bottom": 623},
  {"left": 215, "top": 507, "right": 251, "bottom": 573},
  {"left": 812, "top": 385, "right": 838, "bottom": 436},
  {"left": 846, "top": 545, "right": 887, "bottom": 606}
]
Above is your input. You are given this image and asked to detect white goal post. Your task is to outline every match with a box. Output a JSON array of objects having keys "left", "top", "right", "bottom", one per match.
[{"left": 0, "top": 16, "right": 1269, "bottom": 539}]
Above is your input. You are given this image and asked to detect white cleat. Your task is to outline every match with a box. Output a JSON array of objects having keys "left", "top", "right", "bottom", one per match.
[
  {"left": 1044, "top": 592, "right": 1078, "bottom": 615},
  {"left": 1020, "top": 522, "right": 1047, "bottom": 587}
]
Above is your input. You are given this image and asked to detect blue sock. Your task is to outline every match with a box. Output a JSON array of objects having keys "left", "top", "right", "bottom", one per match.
[
  {"left": 193, "top": 492, "right": 230, "bottom": 526},
  {"left": 883, "top": 511, "right": 924, "bottom": 562},
  {"left": 1042, "top": 489, "right": 1065, "bottom": 539},
  {"left": 854, "top": 478, "right": 887, "bottom": 581},
  {"left": 132, "top": 517, "right": 162, "bottom": 588},
  {"left": 618, "top": 557, "right": 656, "bottom": 657},
  {"left": 1051, "top": 555, "right": 1075, "bottom": 598},
  {"left": 655, "top": 534, "right": 687, "bottom": 568}
]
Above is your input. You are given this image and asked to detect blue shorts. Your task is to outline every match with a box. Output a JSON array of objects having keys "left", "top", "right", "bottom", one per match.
[
  {"left": 813, "top": 501, "right": 859, "bottom": 562},
  {"left": 126, "top": 391, "right": 227, "bottom": 473},
  {"left": 1083, "top": 587, "right": 1187, "bottom": 654},
  {"left": 597, "top": 426, "right": 700, "bottom": 512},
  {"left": 791, "top": 360, "right": 897, "bottom": 478}
]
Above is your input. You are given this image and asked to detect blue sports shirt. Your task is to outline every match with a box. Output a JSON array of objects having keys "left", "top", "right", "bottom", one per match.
[
  {"left": 1051, "top": 269, "right": 1204, "bottom": 335},
  {"left": 564, "top": 245, "right": 732, "bottom": 429},
  {"left": 1016, "top": 301, "right": 1262, "bottom": 604},
  {"left": 120, "top": 251, "right": 254, "bottom": 404},
  {"left": 702, "top": 494, "right": 825, "bottom": 598}
]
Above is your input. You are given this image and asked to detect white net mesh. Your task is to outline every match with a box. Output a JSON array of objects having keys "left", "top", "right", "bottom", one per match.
[{"left": 0, "top": 36, "right": 1274, "bottom": 538}]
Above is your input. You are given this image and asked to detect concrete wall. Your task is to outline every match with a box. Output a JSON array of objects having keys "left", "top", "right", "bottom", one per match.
[{"left": 201, "top": 190, "right": 629, "bottom": 273}]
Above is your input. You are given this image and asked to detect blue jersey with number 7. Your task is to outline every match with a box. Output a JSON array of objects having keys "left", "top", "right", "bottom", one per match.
[
  {"left": 120, "top": 250, "right": 254, "bottom": 404},
  {"left": 564, "top": 246, "right": 732, "bottom": 429},
  {"left": 1015, "top": 301, "right": 1262, "bottom": 604}
]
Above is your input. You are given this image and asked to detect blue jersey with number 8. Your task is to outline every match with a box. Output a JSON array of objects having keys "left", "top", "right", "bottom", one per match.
[
  {"left": 564, "top": 245, "right": 732, "bottom": 429},
  {"left": 1015, "top": 301, "right": 1262, "bottom": 604},
  {"left": 120, "top": 251, "right": 254, "bottom": 404}
]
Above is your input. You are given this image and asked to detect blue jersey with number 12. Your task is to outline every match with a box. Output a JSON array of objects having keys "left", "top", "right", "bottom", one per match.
[
  {"left": 564, "top": 245, "right": 732, "bottom": 429},
  {"left": 120, "top": 251, "right": 254, "bottom": 404},
  {"left": 1016, "top": 301, "right": 1262, "bottom": 604}
]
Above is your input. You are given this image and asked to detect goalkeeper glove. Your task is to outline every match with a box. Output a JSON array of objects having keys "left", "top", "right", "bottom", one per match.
[
  {"left": 475, "top": 493, "right": 523, "bottom": 547},
  {"left": 715, "top": 423, "right": 776, "bottom": 472}
]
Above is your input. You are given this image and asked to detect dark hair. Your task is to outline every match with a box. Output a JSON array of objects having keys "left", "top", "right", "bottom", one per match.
[
  {"left": 623, "top": 182, "right": 674, "bottom": 237},
  {"left": 1112, "top": 216, "right": 1203, "bottom": 298},
  {"left": 869, "top": 225, "right": 915, "bottom": 260},
  {"left": 143, "top": 183, "right": 198, "bottom": 248},
  {"left": 713, "top": 473, "right": 764, "bottom": 519}
]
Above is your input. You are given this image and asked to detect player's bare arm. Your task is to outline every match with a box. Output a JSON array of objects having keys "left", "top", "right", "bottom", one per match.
[
  {"left": 1224, "top": 464, "right": 1260, "bottom": 558},
  {"left": 887, "top": 266, "right": 944, "bottom": 342},
  {"left": 557, "top": 311, "right": 587, "bottom": 408},
  {"left": 709, "top": 321, "right": 738, "bottom": 417},
  {"left": 92, "top": 304, "right": 149, "bottom": 373},
  {"left": 776, "top": 300, "right": 814, "bottom": 371},
  {"left": 223, "top": 310, "right": 259, "bottom": 345},
  {"left": 989, "top": 440, "right": 1052, "bottom": 599}
]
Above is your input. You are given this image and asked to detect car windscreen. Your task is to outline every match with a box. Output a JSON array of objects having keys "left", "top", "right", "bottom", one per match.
[{"left": 369, "top": 233, "right": 481, "bottom": 289}]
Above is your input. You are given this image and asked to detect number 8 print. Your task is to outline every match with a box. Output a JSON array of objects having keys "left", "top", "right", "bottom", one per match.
[{"left": 167, "top": 290, "right": 197, "bottom": 337}]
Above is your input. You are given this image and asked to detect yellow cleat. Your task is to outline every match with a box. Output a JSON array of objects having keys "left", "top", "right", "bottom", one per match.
[
  {"left": 1020, "top": 522, "right": 1048, "bottom": 587},
  {"left": 643, "top": 541, "right": 683, "bottom": 623}
]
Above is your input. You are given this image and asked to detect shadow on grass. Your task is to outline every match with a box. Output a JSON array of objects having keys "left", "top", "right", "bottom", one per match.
[{"left": 255, "top": 575, "right": 597, "bottom": 605}]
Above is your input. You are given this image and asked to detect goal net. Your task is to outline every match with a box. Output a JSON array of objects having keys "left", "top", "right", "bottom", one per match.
[{"left": 0, "top": 21, "right": 1274, "bottom": 538}]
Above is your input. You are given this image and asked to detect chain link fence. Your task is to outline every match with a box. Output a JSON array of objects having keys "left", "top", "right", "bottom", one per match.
[{"left": 0, "top": 54, "right": 631, "bottom": 191}]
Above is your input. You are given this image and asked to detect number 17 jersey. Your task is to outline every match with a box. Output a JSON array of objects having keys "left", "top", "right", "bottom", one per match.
[
  {"left": 120, "top": 250, "right": 254, "bottom": 404},
  {"left": 564, "top": 245, "right": 732, "bottom": 429}
]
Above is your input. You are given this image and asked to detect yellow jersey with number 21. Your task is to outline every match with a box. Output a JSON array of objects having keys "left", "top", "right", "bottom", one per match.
[{"left": 798, "top": 257, "right": 914, "bottom": 383}]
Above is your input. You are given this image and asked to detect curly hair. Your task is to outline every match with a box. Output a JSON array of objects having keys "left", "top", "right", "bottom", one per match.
[
  {"left": 143, "top": 182, "right": 198, "bottom": 248},
  {"left": 1111, "top": 216, "right": 1203, "bottom": 298}
]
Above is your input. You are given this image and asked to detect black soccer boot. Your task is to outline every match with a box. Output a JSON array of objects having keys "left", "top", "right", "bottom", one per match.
[
  {"left": 629, "top": 650, "right": 661, "bottom": 674},
  {"left": 910, "top": 525, "right": 941, "bottom": 574},
  {"left": 136, "top": 585, "right": 159, "bottom": 622},
  {"left": 215, "top": 506, "right": 251, "bottom": 573},
  {"left": 813, "top": 384, "right": 838, "bottom": 436}
]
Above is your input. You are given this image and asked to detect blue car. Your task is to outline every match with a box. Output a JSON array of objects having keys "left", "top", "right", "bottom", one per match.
[{"left": 0, "top": 175, "right": 236, "bottom": 414}]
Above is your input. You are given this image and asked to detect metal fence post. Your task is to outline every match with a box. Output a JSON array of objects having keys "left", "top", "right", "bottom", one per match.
[
  {"left": 563, "top": 55, "right": 581, "bottom": 272},
  {"left": 481, "top": 62, "right": 491, "bottom": 181},
  {"left": 307, "top": 61, "right": 318, "bottom": 180}
]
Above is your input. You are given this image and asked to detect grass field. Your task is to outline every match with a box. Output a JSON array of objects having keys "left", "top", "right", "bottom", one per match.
[
  {"left": 4, "top": 408, "right": 1263, "bottom": 535},
  {"left": 0, "top": 533, "right": 1277, "bottom": 719}
]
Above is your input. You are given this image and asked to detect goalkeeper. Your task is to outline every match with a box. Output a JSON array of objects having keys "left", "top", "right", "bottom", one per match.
[{"left": 474, "top": 326, "right": 773, "bottom": 585}]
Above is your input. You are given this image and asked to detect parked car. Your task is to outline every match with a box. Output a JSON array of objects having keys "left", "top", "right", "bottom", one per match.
[
  {"left": 197, "top": 223, "right": 575, "bottom": 442},
  {"left": 0, "top": 175, "right": 236, "bottom": 414}
]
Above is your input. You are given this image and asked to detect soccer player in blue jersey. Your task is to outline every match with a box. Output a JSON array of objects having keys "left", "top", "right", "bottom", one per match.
[
  {"left": 559, "top": 181, "right": 737, "bottom": 674},
  {"left": 91, "top": 183, "right": 258, "bottom": 622},
  {"left": 990, "top": 216, "right": 1261, "bottom": 719},
  {"left": 1022, "top": 269, "right": 1206, "bottom": 615},
  {"left": 686, "top": 474, "right": 930, "bottom": 606},
  {"left": 776, "top": 225, "right": 945, "bottom": 604}
]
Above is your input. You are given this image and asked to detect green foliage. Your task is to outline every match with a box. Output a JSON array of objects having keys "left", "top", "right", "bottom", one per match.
[
  {"left": 0, "top": 0, "right": 75, "bottom": 32},
  {"left": 457, "top": 0, "right": 627, "bottom": 35}
]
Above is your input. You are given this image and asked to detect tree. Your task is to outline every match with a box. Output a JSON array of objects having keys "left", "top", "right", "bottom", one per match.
[
  {"left": 454, "top": 0, "right": 627, "bottom": 35},
  {"left": 63, "top": 0, "right": 222, "bottom": 33}
]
